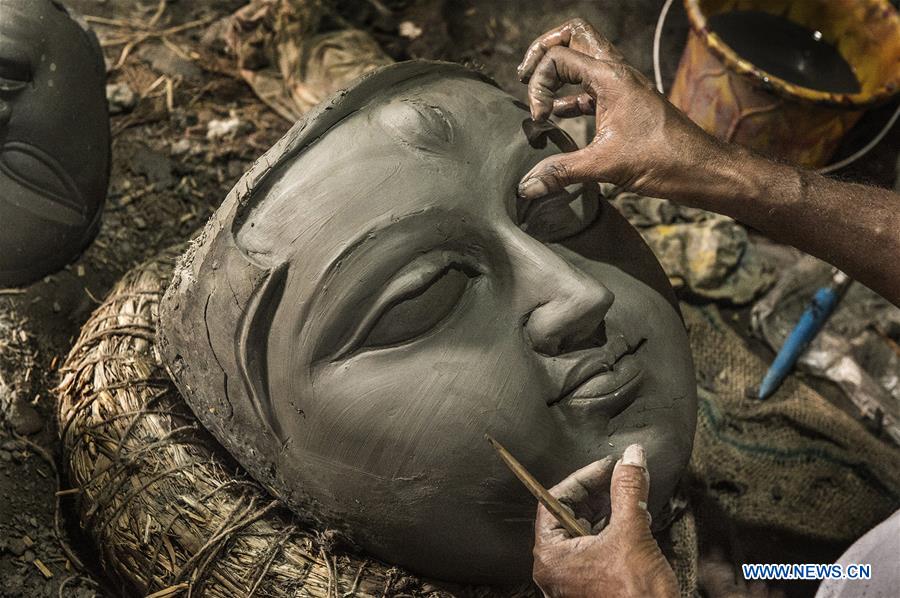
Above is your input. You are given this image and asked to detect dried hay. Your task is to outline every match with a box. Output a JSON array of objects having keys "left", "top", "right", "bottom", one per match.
[
  {"left": 56, "top": 246, "right": 497, "bottom": 597},
  {"left": 224, "top": 0, "right": 393, "bottom": 121}
]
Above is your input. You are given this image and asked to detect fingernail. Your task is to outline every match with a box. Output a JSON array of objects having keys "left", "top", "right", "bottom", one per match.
[
  {"left": 622, "top": 444, "right": 646, "bottom": 469},
  {"left": 518, "top": 177, "right": 549, "bottom": 200}
]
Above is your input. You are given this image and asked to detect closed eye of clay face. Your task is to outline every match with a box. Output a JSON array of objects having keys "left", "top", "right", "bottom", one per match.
[{"left": 159, "top": 62, "right": 697, "bottom": 586}]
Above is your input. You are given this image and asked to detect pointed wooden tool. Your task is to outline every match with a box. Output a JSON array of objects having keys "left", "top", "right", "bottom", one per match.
[{"left": 485, "top": 434, "right": 590, "bottom": 537}]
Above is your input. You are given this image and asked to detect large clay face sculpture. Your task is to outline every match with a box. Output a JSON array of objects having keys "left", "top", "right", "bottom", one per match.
[
  {"left": 0, "top": 0, "right": 109, "bottom": 287},
  {"left": 159, "top": 62, "right": 697, "bottom": 585}
]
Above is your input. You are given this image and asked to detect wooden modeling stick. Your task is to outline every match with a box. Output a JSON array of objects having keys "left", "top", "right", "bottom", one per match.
[{"left": 485, "top": 434, "right": 590, "bottom": 537}]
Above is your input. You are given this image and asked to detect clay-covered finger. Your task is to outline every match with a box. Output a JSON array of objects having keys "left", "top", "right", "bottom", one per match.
[
  {"left": 552, "top": 93, "right": 596, "bottom": 118},
  {"left": 536, "top": 458, "right": 613, "bottom": 539},
  {"left": 546, "top": 456, "right": 616, "bottom": 505},
  {"left": 517, "top": 18, "right": 618, "bottom": 82},
  {"left": 527, "top": 46, "right": 598, "bottom": 121},
  {"left": 534, "top": 500, "right": 579, "bottom": 541},
  {"left": 518, "top": 20, "right": 582, "bottom": 82},
  {"left": 565, "top": 18, "right": 623, "bottom": 62},
  {"left": 608, "top": 444, "right": 652, "bottom": 531},
  {"left": 518, "top": 145, "right": 603, "bottom": 201},
  {"left": 547, "top": 456, "right": 616, "bottom": 526}
]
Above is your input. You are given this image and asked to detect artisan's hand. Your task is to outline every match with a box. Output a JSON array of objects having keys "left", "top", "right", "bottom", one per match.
[
  {"left": 532, "top": 444, "right": 678, "bottom": 598},
  {"left": 516, "top": 18, "right": 900, "bottom": 306},
  {"left": 516, "top": 18, "right": 725, "bottom": 203}
]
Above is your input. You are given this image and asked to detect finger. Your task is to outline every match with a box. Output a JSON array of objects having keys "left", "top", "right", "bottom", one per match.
[
  {"left": 547, "top": 456, "right": 616, "bottom": 506},
  {"left": 546, "top": 457, "right": 615, "bottom": 527},
  {"left": 536, "top": 457, "right": 615, "bottom": 541},
  {"left": 535, "top": 501, "right": 577, "bottom": 543},
  {"left": 552, "top": 93, "right": 596, "bottom": 118},
  {"left": 518, "top": 145, "right": 604, "bottom": 201},
  {"left": 517, "top": 18, "right": 619, "bottom": 82},
  {"left": 564, "top": 18, "right": 624, "bottom": 63},
  {"left": 518, "top": 24, "right": 574, "bottom": 83},
  {"left": 527, "top": 46, "right": 600, "bottom": 121},
  {"left": 609, "top": 444, "right": 651, "bottom": 531}
]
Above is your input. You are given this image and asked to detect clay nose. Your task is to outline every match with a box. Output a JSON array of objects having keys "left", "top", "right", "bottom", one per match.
[{"left": 523, "top": 255, "right": 615, "bottom": 356}]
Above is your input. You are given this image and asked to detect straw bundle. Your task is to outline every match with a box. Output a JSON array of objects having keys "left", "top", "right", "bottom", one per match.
[{"left": 56, "top": 246, "right": 517, "bottom": 597}]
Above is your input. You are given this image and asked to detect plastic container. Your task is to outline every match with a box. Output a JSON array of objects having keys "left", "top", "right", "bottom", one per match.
[{"left": 669, "top": 0, "right": 900, "bottom": 167}]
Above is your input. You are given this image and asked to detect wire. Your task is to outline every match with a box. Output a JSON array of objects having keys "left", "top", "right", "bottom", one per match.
[
  {"left": 651, "top": 0, "right": 899, "bottom": 175},
  {"left": 653, "top": 0, "right": 676, "bottom": 95},
  {"left": 815, "top": 103, "right": 900, "bottom": 174}
]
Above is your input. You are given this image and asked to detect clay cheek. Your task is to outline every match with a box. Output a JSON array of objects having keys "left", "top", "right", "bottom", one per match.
[
  {"left": 0, "top": 55, "right": 96, "bottom": 225},
  {"left": 298, "top": 313, "right": 541, "bottom": 464}
]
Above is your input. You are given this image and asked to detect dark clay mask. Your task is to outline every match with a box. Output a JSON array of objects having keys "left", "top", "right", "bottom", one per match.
[
  {"left": 159, "top": 62, "right": 697, "bottom": 585},
  {"left": 0, "top": 0, "right": 109, "bottom": 286}
]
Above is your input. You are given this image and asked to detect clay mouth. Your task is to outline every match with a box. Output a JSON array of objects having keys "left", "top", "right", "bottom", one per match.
[
  {"left": 0, "top": 141, "right": 86, "bottom": 226},
  {"left": 550, "top": 337, "right": 647, "bottom": 416}
]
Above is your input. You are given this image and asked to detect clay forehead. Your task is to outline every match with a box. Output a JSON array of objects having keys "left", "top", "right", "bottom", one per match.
[
  {"left": 382, "top": 71, "right": 523, "bottom": 119},
  {"left": 235, "top": 74, "right": 531, "bottom": 265}
]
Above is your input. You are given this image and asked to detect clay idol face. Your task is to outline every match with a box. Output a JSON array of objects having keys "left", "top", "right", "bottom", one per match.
[
  {"left": 160, "top": 63, "right": 696, "bottom": 585},
  {"left": 0, "top": 0, "right": 109, "bottom": 286}
]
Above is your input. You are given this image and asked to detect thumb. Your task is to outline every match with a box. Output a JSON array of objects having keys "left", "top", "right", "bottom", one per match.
[
  {"left": 518, "top": 144, "right": 604, "bottom": 201},
  {"left": 609, "top": 443, "right": 652, "bottom": 532}
]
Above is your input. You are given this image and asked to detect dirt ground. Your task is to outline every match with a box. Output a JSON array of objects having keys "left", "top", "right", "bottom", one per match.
[{"left": 0, "top": 1, "right": 897, "bottom": 597}]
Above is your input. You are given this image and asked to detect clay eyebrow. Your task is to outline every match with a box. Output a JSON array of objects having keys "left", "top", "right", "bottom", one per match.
[
  {"left": 380, "top": 98, "right": 456, "bottom": 154},
  {"left": 316, "top": 210, "right": 449, "bottom": 287}
]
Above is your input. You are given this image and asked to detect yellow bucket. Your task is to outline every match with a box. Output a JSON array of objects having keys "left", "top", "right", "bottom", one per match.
[{"left": 669, "top": 0, "right": 900, "bottom": 168}]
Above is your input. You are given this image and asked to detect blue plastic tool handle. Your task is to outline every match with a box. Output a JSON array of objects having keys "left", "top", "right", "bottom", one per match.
[{"left": 758, "top": 285, "right": 842, "bottom": 399}]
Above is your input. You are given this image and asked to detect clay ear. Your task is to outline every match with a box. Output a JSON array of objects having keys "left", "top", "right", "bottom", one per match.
[{"left": 236, "top": 262, "right": 289, "bottom": 442}]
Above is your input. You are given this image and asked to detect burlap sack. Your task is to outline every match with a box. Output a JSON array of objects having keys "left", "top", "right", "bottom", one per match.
[{"left": 684, "top": 304, "right": 900, "bottom": 545}]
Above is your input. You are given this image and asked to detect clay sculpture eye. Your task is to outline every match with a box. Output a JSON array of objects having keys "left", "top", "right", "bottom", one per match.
[
  {"left": 360, "top": 265, "right": 473, "bottom": 350},
  {"left": 0, "top": 56, "right": 30, "bottom": 93},
  {"left": 332, "top": 252, "right": 480, "bottom": 360}
]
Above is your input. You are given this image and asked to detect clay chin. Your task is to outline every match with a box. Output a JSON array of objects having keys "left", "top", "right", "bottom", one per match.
[
  {"left": 158, "top": 61, "right": 697, "bottom": 585},
  {"left": 0, "top": 0, "right": 109, "bottom": 287}
]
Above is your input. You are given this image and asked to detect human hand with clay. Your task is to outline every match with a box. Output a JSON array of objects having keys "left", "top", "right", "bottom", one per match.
[
  {"left": 516, "top": 18, "right": 900, "bottom": 307},
  {"left": 532, "top": 443, "right": 678, "bottom": 598},
  {"left": 516, "top": 18, "right": 718, "bottom": 204}
]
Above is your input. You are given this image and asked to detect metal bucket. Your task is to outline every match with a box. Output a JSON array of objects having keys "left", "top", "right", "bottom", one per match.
[{"left": 669, "top": 0, "right": 900, "bottom": 168}]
